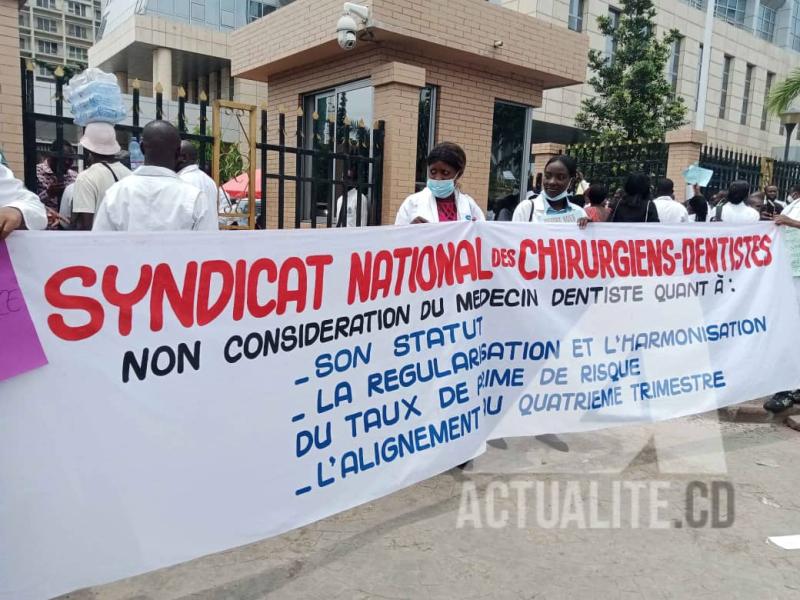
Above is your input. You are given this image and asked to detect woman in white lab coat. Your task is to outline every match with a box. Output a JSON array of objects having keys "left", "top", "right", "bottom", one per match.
[{"left": 395, "top": 142, "right": 484, "bottom": 225}]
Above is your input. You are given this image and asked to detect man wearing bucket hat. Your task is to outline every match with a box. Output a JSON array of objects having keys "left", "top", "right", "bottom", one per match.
[{"left": 71, "top": 122, "right": 131, "bottom": 230}]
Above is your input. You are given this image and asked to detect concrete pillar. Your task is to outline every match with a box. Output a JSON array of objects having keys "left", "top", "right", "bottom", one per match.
[
  {"left": 666, "top": 128, "right": 708, "bottom": 202},
  {"left": 531, "top": 143, "right": 566, "bottom": 180},
  {"left": 221, "top": 65, "right": 231, "bottom": 100},
  {"left": 745, "top": 0, "right": 760, "bottom": 34},
  {"left": 371, "top": 62, "right": 426, "bottom": 225},
  {"left": 115, "top": 71, "right": 128, "bottom": 94},
  {"left": 198, "top": 74, "right": 209, "bottom": 101},
  {"left": 0, "top": 0, "right": 25, "bottom": 174},
  {"left": 209, "top": 70, "right": 219, "bottom": 102},
  {"left": 152, "top": 47, "right": 172, "bottom": 100},
  {"left": 775, "top": 1, "right": 793, "bottom": 48},
  {"left": 187, "top": 79, "right": 197, "bottom": 104}
]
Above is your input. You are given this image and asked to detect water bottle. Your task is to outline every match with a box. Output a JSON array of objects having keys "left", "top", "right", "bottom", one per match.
[{"left": 128, "top": 139, "right": 144, "bottom": 171}]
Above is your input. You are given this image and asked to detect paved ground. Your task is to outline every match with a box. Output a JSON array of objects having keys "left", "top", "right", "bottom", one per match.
[{"left": 62, "top": 401, "right": 800, "bottom": 600}]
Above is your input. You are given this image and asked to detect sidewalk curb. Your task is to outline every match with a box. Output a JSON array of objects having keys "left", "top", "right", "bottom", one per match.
[
  {"left": 786, "top": 415, "right": 800, "bottom": 432},
  {"left": 717, "top": 399, "right": 800, "bottom": 423}
]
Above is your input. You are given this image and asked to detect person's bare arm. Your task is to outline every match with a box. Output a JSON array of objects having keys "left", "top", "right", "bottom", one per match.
[
  {"left": 774, "top": 214, "right": 800, "bottom": 229},
  {"left": 73, "top": 212, "right": 94, "bottom": 230},
  {"left": 0, "top": 207, "right": 23, "bottom": 239}
]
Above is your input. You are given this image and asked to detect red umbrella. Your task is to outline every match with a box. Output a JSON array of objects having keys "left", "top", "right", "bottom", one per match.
[{"left": 221, "top": 169, "right": 263, "bottom": 200}]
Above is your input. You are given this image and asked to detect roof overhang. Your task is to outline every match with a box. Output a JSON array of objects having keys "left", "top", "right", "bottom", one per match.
[{"left": 231, "top": 0, "right": 588, "bottom": 89}]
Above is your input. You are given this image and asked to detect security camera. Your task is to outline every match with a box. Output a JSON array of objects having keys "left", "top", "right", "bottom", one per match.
[{"left": 337, "top": 3, "right": 370, "bottom": 51}]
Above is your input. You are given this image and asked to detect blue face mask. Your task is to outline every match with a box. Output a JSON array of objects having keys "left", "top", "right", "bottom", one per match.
[
  {"left": 542, "top": 189, "right": 570, "bottom": 204},
  {"left": 427, "top": 178, "right": 456, "bottom": 199}
]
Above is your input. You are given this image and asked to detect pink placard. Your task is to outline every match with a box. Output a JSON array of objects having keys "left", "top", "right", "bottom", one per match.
[{"left": 0, "top": 240, "right": 47, "bottom": 382}]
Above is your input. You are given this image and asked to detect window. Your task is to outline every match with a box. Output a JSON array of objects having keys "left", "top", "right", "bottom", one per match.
[
  {"left": 741, "top": 64, "right": 754, "bottom": 126},
  {"left": 248, "top": 0, "right": 276, "bottom": 23},
  {"left": 695, "top": 44, "right": 704, "bottom": 111},
  {"left": 762, "top": 71, "right": 775, "bottom": 131},
  {"left": 756, "top": 5, "right": 777, "bottom": 42},
  {"left": 68, "top": 45, "right": 88, "bottom": 61},
  {"left": 669, "top": 37, "right": 682, "bottom": 96},
  {"left": 67, "top": 2, "right": 88, "bottom": 17},
  {"left": 19, "top": 37, "right": 29, "bottom": 51},
  {"left": 683, "top": 0, "right": 704, "bottom": 8},
  {"left": 36, "top": 17, "right": 58, "bottom": 32},
  {"left": 715, "top": 0, "right": 746, "bottom": 27},
  {"left": 568, "top": 0, "right": 584, "bottom": 32},
  {"left": 605, "top": 8, "right": 621, "bottom": 62},
  {"left": 37, "top": 65, "right": 53, "bottom": 80},
  {"left": 36, "top": 0, "right": 56, "bottom": 8},
  {"left": 19, "top": 13, "right": 30, "bottom": 28},
  {"left": 415, "top": 86, "right": 438, "bottom": 191},
  {"left": 36, "top": 40, "right": 59, "bottom": 55},
  {"left": 191, "top": 2, "right": 205, "bottom": 21},
  {"left": 719, "top": 55, "right": 733, "bottom": 119},
  {"left": 67, "top": 24, "right": 88, "bottom": 39}
]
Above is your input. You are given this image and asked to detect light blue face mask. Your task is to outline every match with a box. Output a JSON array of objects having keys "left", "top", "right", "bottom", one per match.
[
  {"left": 427, "top": 178, "right": 456, "bottom": 199},
  {"left": 542, "top": 189, "right": 570, "bottom": 204}
]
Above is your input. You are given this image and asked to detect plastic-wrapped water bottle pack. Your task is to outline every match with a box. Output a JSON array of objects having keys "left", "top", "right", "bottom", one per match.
[{"left": 66, "top": 68, "right": 127, "bottom": 127}]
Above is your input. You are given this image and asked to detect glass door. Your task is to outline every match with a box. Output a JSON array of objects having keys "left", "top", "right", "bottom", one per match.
[
  {"left": 487, "top": 100, "right": 533, "bottom": 220},
  {"left": 303, "top": 81, "right": 373, "bottom": 223}
]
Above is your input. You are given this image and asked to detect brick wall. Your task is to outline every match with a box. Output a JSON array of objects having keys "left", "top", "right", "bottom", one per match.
[
  {"left": 261, "top": 44, "right": 542, "bottom": 228},
  {"left": 231, "top": 0, "right": 587, "bottom": 90},
  {"left": 0, "top": 0, "right": 24, "bottom": 175}
]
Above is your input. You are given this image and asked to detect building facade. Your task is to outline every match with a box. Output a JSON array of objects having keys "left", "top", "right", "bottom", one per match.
[
  {"left": 90, "top": 1, "right": 800, "bottom": 156},
  {"left": 19, "top": 0, "right": 102, "bottom": 81},
  {"left": 88, "top": 0, "right": 278, "bottom": 102},
  {"left": 504, "top": 0, "right": 800, "bottom": 159},
  {"left": 230, "top": 0, "right": 588, "bottom": 226}
]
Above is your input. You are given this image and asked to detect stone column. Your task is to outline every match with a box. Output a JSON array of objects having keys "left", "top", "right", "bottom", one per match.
[
  {"left": 209, "top": 70, "right": 219, "bottom": 102},
  {"left": 115, "top": 71, "right": 128, "bottom": 94},
  {"left": 531, "top": 142, "right": 566, "bottom": 180},
  {"left": 371, "top": 62, "right": 426, "bottom": 225},
  {"left": 666, "top": 128, "right": 708, "bottom": 202},
  {"left": 0, "top": 0, "right": 25, "bottom": 174},
  {"left": 152, "top": 47, "right": 172, "bottom": 100},
  {"left": 221, "top": 65, "right": 231, "bottom": 100}
]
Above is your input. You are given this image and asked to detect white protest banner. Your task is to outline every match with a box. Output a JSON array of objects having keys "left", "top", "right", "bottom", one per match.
[{"left": 2, "top": 223, "right": 799, "bottom": 599}]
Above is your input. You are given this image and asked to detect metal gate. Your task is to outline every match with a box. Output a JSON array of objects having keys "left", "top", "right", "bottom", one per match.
[{"left": 20, "top": 59, "right": 385, "bottom": 229}]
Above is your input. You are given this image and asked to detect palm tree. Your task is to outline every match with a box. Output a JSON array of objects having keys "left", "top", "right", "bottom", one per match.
[{"left": 768, "top": 68, "right": 800, "bottom": 115}]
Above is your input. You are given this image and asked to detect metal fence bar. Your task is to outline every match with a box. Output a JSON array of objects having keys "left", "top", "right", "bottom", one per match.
[
  {"left": 20, "top": 67, "right": 386, "bottom": 229},
  {"left": 260, "top": 106, "right": 268, "bottom": 229},
  {"left": 565, "top": 140, "right": 668, "bottom": 193},
  {"left": 278, "top": 112, "right": 285, "bottom": 230},
  {"left": 198, "top": 97, "right": 208, "bottom": 173},
  {"left": 21, "top": 60, "right": 37, "bottom": 191},
  {"left": 295, "top": 112, "right": 302, "bottom": 229}
]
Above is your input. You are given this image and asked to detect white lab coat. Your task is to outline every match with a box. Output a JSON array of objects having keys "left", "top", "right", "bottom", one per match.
[
  {"left": 336, "top": 188, "right": 370, "bottom": 227},
  {"left": 395, "top": 188, "right": 485, "bottom": 225},
  {"left": 93, "top": 165, "right": 215, "bottom": 232},
  {"left": 0, "top": 164, "right": 46, "bottom": 231},
  {"left": 178, "top": 164, "right": 221, "bottom": 230}
]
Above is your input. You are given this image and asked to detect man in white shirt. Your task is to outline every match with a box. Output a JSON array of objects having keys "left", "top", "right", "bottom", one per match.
[
  {"left": 176, "top": 141, "right": 220, "bottom": 230},
  {"left": 712, "top": 180, "right": 760, "bottom": 223},
  {"left": 652, "top": 178, "right": 689, "bottom": 223},
  {"left": 0, "top": 163, "right": 47, "bottom": 238},
  {"left": 72, "top": 122, "right": 132, "bottom": 230},
  {"left": 335, "top": 187, "right": 370, "bottom": 227},
  {"left": 93, "top": 120, "right": 216, "bottom": 232}
]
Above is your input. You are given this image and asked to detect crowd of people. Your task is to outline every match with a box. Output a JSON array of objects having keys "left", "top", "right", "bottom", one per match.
[
  {"left": 2, "top": 134, "right": 800, "bottom": 413},
  {"left": 0, "top": 120, "right": 219, "bottom": 237}
]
